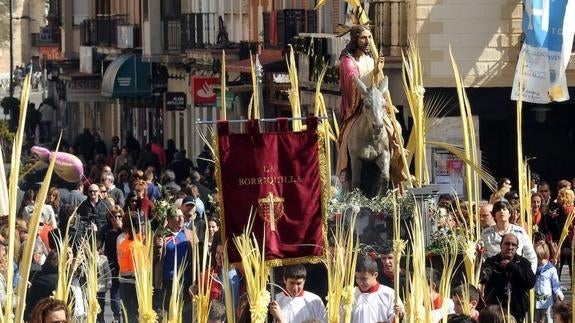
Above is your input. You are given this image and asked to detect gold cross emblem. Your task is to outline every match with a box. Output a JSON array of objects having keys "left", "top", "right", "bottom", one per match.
[{"left": 258, "top": 192, "right": 285, "bottom": 231}]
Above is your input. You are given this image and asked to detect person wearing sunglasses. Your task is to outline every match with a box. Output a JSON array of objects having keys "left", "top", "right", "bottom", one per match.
[
  {"left": 76, "top": 184, "right": 112, "bottom": 242},
  {"left": 480, "top": 233, "right": 535, "bottom": 323},
  {"left": 102, "top": 205, "right": 124, "bottom": 322}
]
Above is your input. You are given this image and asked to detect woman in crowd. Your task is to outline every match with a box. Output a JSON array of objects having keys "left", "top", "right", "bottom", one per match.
[
  {"left": 123, "top": 191, "right": 139, "bottom": 214},
  {"left": 133, "top": 180, "right": 153, "bottom": 219},
  {"left": 124, "top": 184, "right": 153, "bottom": 220},
  {"left": 29, "top": 297, "right": 70, "bottom": 323},
  {"left": 481, "top": 200, "right": 537, "bottom": 272},
  {"left": 103, "top": 205, "right": 124, "bottom": 322},
  {"left": 18, "top": 189, "right": 36, "bottom": 220},
  {"left": 45, "top": 187, "right": 61, "bottom": 219},
  {"left": 504, "top": 190, "right": 521, "bottom": 222},
  {"left": 131, "top": 169, "right": 144, "bottom": 188},
  {"left": 114, "top": 147, "right": 133, "bottom": 177},
  {"left": 117, "top": 214, "right": 142, "bottom": 323},
  {"left": 532, "top": 192, "right": 543, "bottom": 230},
  {"left": 206, "top": 217, "right": 220, "bottom": 249}
]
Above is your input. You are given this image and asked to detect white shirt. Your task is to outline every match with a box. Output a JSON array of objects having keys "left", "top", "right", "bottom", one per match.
[
  {"left": 431, "top": 298, "right": 455, "bottom": 322},
  {"left": 275, "top": 291, "right": 326, "bottom": 323},
  {"left": 352, "top": 284, "right": 401, "bottom": 323},
  {"left": 481, "top": 224, "right": 538, "bottom": 272}
]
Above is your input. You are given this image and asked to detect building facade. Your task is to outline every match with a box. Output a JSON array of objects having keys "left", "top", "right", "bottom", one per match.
[{"left": 39, "top": 0, "right": 575, "bottom": 182}]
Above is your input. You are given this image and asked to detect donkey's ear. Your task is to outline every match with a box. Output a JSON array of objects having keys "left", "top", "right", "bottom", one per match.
[
  {"left": 378, "top": 76, "right": 389, "bottom": 93},
  {"left": 354, "top": 77, "right": 369, "bottom": 95}
]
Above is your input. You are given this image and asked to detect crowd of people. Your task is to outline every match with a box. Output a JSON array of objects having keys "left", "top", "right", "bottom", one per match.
[
  {"left": 1, "top": 132, "right": 224, "bottom": 322},
  {"left": 427, "top": 175, "right": 575, "bottom": 323},
  {"left": 5, "top": 131, "right": 572, "bottom": 323}
]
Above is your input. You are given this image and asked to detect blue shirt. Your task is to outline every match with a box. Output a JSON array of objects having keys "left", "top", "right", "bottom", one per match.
[{"left": 163, "top": 230, "right": 190, "bottom": 281}]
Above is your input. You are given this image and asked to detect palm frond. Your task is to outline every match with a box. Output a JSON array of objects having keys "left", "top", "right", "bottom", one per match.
[{"left": 232, "top": 211, "right": 270, "bottom": 323}]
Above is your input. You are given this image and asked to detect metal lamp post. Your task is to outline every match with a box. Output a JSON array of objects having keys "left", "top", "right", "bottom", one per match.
[{"left": 9, "top": 0, "right": 13, "bottom": 98}]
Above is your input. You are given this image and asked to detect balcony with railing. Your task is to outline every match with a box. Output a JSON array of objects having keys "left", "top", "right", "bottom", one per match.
[
  {"left": 80, "top": 14, "right": 141, "bottom": 49},
  {"left": 370, "top": 0, "right": 408, "bottom": 57},
  {"left": 162, "top": 13, "right": 219, "bottom": 52}
]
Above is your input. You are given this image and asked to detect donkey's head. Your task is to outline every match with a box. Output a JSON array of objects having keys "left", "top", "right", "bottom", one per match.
[{"left": 355, "top": 76, "right": 388, "bottom": 132}]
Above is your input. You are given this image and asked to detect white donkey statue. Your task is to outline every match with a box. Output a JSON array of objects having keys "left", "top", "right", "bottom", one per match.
[{"left": 347, "top": 76, "right": 391, "bottom": 196}]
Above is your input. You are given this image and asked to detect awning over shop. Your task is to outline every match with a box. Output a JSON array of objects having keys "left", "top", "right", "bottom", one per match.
[{"left": 101, "top": 54, "right": 152, "bottom": 98}]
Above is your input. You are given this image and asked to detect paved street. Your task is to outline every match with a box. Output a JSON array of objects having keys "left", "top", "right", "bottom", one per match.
[
  {"left": 559, "top": 264, "right": 573, "bottom": 302},
  {"left": 0, "top": 85, "right": 44, "bottom": 114}
]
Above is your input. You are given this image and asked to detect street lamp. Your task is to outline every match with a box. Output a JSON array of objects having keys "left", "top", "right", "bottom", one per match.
[{"left": 9, "top": 0, "right": 13, "bottom": 98}]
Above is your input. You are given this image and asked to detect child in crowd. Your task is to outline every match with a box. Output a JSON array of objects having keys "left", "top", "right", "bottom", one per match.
[
  {"left": 268, "top": 264, "right": 326, "bottom": 323},
  {"left": 553, "top": 301, "right": 572, "bottom": 323},
  {"left": 451, "top": 284, "right": 480, "bottom": 321},
  {"left": 376, "top": 245, "right": 406, "bottom": 299},
  {"left": 352, "top": 254, "right": 404, "bottom": 323},
  {"left": 428, "top": 267, "right": 455, "bottom": 322},
  {"left": 534, "top": 241, "right": 564, "bottom": 323}
]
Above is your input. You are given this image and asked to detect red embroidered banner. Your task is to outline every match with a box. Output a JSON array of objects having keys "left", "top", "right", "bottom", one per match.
[{"left": 217, "top": 118, "right": 324, "bottom": 264}]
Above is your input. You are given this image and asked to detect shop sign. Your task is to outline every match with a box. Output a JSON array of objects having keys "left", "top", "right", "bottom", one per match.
[
  {"left": 165, "top": 92, "right": 187, "bottom": 111},
  {"left": 39, "top": 46, "right": 62, "bottom": 60},
  {"left": 191, "top": 76, "right": 218, "bottom": 105},
  {"left": 66, "top": 79, "right": 109, "bottom": 102}
]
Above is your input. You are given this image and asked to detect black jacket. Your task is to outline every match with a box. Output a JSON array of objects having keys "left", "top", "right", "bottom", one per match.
[
  {"left": 480, "top": 253, "right": 536, "bottom": 322},
  {"left": 76, "top": 198, "right": 112, "bottom": 242},
  {"left": 103, "top": 226, "right": 122, "bottom": 269},
  {"left": 25, "top": 268, "right": 58, "bottom": 320}
]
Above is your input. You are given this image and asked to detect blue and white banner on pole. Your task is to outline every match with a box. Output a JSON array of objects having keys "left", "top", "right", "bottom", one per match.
[{"left": 511, "top": 0, "right": 575, "bottom": 104}]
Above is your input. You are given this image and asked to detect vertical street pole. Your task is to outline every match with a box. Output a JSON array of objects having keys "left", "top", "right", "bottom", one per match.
[{"left": 9, "top": 0, "right": 14, "bottom": 97}]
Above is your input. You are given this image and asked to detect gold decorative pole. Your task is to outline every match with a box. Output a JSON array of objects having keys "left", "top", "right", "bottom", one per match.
[{"left": 221, "top": 50, "right": 227, "bottom": 120}]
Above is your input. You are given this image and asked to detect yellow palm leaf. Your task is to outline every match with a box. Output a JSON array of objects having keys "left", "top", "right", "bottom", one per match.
[
  {"left": 325, "top": 206, "right": 359, "bottom": 323},
  {"left": 314, "top": 0, "right": 329, "bottom": 9},
  {"left": 233, "top": 212, "right": 270, "bottom": 323}
]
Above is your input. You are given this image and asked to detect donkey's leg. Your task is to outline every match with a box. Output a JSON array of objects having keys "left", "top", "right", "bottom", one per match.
[
  {"left": 376, "top": 150, "right": 391, "bottom": 195},
  {"left": 350, "top": 155, "right": 362, "bottom": 192}
]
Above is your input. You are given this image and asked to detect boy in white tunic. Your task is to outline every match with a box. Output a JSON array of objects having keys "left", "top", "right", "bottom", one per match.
[
  {"left": 352, "top": 255, "right": 404, "bottom": 323},
  {"left": 269, "top": 265, "right": 326, "bottom": 323}
]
